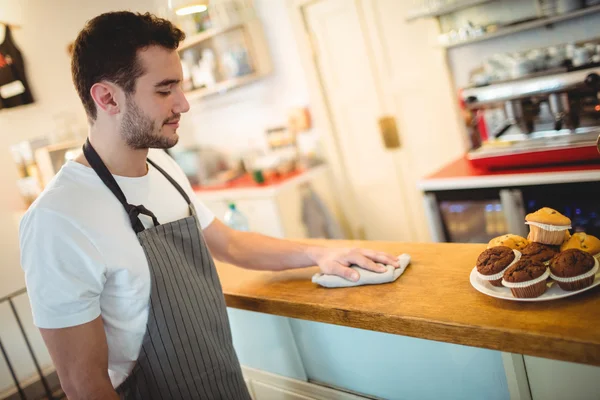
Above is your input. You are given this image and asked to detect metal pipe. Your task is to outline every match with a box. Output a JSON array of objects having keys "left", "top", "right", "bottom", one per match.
[
  {"left": 0, "top": 336, "right": 26, "bottom": 400},
  {"left": 0, "top": 287, "right": 27, "bottom": 304},
  {"left": 8, "top": 298, "right": 55, "bottom": 400},
  {"left": 462, "top": 68, "right": 600, "bottom": 107}
]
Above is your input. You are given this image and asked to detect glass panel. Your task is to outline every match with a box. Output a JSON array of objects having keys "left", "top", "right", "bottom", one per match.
[
  {"left": 521, "top": 181, "right": 600, "bottom": 238},
  {"left": 525, "top": 200, "right": 600, "bottom": 237},
  {"left": 439, "top": 200, "right": 508, "bottom": 243}
]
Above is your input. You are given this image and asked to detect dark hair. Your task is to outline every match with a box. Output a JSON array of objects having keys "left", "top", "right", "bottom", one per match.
[{"left": 71, "top": 11, "right": 185, "bottom": 120}]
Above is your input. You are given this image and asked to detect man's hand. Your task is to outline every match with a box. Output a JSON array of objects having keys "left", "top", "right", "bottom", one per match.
[{"left": 308, "top": 247, "right": 400, "bottom": 282}]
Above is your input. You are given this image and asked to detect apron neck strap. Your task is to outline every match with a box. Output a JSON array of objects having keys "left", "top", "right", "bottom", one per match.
[
  {"left": 147, "top": 158, "right": 192, "bottom": 205},
  {"left": 82, "top": 138, "right": 159, "bottom": 234}
]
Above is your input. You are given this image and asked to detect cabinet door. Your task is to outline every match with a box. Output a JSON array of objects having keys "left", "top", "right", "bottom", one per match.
[
  {"left": 303, "top": 0, "right": 414, "bottom": 242},
  {"left": 196, "top": 196, "right": 285, "bottom": 237},
  {"left": 276, "top": 168, "right": 344, "bottom": 240},
  {"left": 234, "top": 198, "right": 285, "bottom": 237},
  {"left": 361, "top": 0, "right": 467, "bottom": 242},
  {"left": 524, "top": 356, "right": 600, "bottom": 400},
  {"left": 297, "top": 0, "right": 465, "bottom": 242}
]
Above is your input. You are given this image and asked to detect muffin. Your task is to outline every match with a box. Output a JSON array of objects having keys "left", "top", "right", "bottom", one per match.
[
  {"left": 521, "top": 242, "right": 559, "bottom": 264},
  {"left": 476, "top": 246, "right": 521, "bottom": 287},
  {"left": 525, "top": 207, "right": 571, "bottom": 245},
  {"left": 487, "top": 234, "right": 529, "bottom": 251},
  {"left": 502, "top": 259, "right": 550, "bottom": 298},
  {"left": 560, "top": 233, "right": 600, "bottom": 260},
  {"left": 549, "top": 249, "right": 599, "bottom": 291}
]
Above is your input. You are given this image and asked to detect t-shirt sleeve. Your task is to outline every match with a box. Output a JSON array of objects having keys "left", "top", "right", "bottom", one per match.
[
  {"left": 19, "top": 208, "right": 106, "bottom": 329},
  {"left": 190, "top": 196, "right": 217, "bottom": 230},
  {"left": 157, "top": 150, "right": 216, "bottom": 229}
]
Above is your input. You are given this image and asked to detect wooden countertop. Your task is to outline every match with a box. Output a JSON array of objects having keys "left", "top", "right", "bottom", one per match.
[{"left": 216, "top": 240, "right": 600, "bottom": 366}]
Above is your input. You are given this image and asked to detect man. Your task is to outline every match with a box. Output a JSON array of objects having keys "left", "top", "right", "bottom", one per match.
[{"left": 19, "top": 11, "right": 399, "bottom": 400}]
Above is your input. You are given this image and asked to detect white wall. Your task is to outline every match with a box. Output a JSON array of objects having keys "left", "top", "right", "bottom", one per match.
[
  {"left": 0, "top": 2, "right": 156, "bottom": 391},
  {"left": 0, "top": 0, "right": 310, "bottom": 289},
  {"left": 0, "top": 0, "right": 164, "bottom": 291},
  {"left": 0, "top": 0, "right": 311, "bottom": 393},
  {"left": 0, "top": 1, "right": 152, "bottom": 392},
  {"left": 181, "top": 0, "right": 312, "bottom": 153}
]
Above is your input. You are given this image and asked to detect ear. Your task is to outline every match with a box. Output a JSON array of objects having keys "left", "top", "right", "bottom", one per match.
[{"left": 90, "top": 82, "right": 121, "bottom": 116}]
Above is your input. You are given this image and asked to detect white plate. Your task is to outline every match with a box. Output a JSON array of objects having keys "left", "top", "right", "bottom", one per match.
[{"left": 469, "top": 267, "right": 600, "bottom": 302}]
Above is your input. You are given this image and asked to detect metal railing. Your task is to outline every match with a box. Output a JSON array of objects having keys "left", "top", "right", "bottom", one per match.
[{"left": 0, "top": 287, "right": 61, "bottom": 400}]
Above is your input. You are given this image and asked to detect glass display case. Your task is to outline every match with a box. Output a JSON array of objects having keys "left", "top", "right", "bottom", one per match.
[{"left": 424, "top": 181, "right": 600, "bottom": 243}]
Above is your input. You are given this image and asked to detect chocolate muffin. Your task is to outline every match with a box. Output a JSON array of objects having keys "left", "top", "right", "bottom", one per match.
[
  {"left": 502, "top": 258, "right": 549, "bottom": 298},
  {"left": 521, "top": 242, "right": 559, "bottom": 264},
  {"left": 476, "top": 246, "right": 517, "bottom": 287},
  {"left": 549, "top": 249, "right": 598, "bottom": 291},
  {"left": 477, "top": 246, "right": 521, "bottom": 287}
]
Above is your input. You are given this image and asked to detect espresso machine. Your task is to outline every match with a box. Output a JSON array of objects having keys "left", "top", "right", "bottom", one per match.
[{"left": 460, "top": 66, "right": 600, "bottom": 169}]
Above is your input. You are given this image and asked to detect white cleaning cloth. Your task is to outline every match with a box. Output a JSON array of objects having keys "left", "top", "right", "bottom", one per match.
[{"left": 312, "top": 254, "right": 411, "bottom": 288}]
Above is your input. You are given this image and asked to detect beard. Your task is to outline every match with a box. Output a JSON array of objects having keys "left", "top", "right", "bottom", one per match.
[{"left": 121, "top": 96, "right": 179, "bottom": 150}]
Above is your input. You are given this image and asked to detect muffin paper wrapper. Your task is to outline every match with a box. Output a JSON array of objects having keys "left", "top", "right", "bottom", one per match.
[
  {"left": 476, "top": 250, "right": 521, "bottom": 282},
  {"left": 525, "top": 221, "right": 571, "bottom": 231},
  {"left": 502, "top": 268, "right": 550, "bottom": 288},
  {"left": 550, "top": 259, "right": 599, "bottom": 283},
  {"left": 527, "top": 223, "right": 570, "bottom": 245}
]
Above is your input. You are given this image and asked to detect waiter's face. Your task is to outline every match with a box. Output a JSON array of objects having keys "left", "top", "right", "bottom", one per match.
[{"left": 121, "top": 45, "right": 190, "bottom": 149}]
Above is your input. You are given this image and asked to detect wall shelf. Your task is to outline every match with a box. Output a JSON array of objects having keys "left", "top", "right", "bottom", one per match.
[
  {"left": 177, "top": 17, "right": 272, "bottom": 101},
  {"left": 178, "top": 19, "right": 250, "bottom": 52},
  {"left": 440, "top": 4, "right": 600, "bottom": 49},
  {"left": 184, "top": 71, "right": 269, "bottom": 101},
  {"left": 405, "top": 0, "right": 497, "bottom": 22}
]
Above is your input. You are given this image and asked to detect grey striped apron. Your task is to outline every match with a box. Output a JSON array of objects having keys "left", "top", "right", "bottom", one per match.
[{"left": 83, "top": 140, "right": 250, "bottom": 400}]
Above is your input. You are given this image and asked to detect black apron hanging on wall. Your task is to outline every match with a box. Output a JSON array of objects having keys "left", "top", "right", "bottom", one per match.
[{"left": 0, "top": 25, "right": 34, "bottom": 109}]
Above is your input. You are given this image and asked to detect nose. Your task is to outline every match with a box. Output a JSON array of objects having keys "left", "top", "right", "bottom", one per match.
[{"left": 174, "top": 88, "right": 190, "bottom": 114}]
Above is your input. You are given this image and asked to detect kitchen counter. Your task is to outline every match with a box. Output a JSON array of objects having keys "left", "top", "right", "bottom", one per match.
[
  {"left": 193, "top": 165, "right": 328, "bottom": 201},
  {"left": 216, "top": 240, "right": 600, "bottom": 366},
  {"left": 419, "top": 156, "right": 600, "bottom": 191}
]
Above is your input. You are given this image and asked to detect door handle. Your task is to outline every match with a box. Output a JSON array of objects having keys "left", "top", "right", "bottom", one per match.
[{"left": 378, "top": 115, "right": 401, "bottom": 149}]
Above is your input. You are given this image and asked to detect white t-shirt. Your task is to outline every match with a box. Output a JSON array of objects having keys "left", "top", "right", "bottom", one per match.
[{"left": 19, "top": 149, "right": 215, "bottom": 387}]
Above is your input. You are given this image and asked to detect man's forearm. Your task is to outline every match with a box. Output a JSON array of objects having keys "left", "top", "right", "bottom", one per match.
[
  {"left": 222, "top": 230, "right": 324, "bottom": 271},
  {"left": 62, "top": 379, "right": 119, "bottom": 400},
  {"left": 204, "top": 219, "right": 397, "bottom": 278},
  {"left": 40, "top": 317, "right": 119, "bottom": 400}
]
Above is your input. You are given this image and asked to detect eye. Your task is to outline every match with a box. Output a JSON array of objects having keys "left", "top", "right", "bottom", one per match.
[{"left": 157, "top": 91, "right": 171, "bottom": 96}]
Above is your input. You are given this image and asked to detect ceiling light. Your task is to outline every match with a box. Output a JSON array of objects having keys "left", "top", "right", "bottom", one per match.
[{"left": 175, "top": 4, "right": 208, "bottom": 16}]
